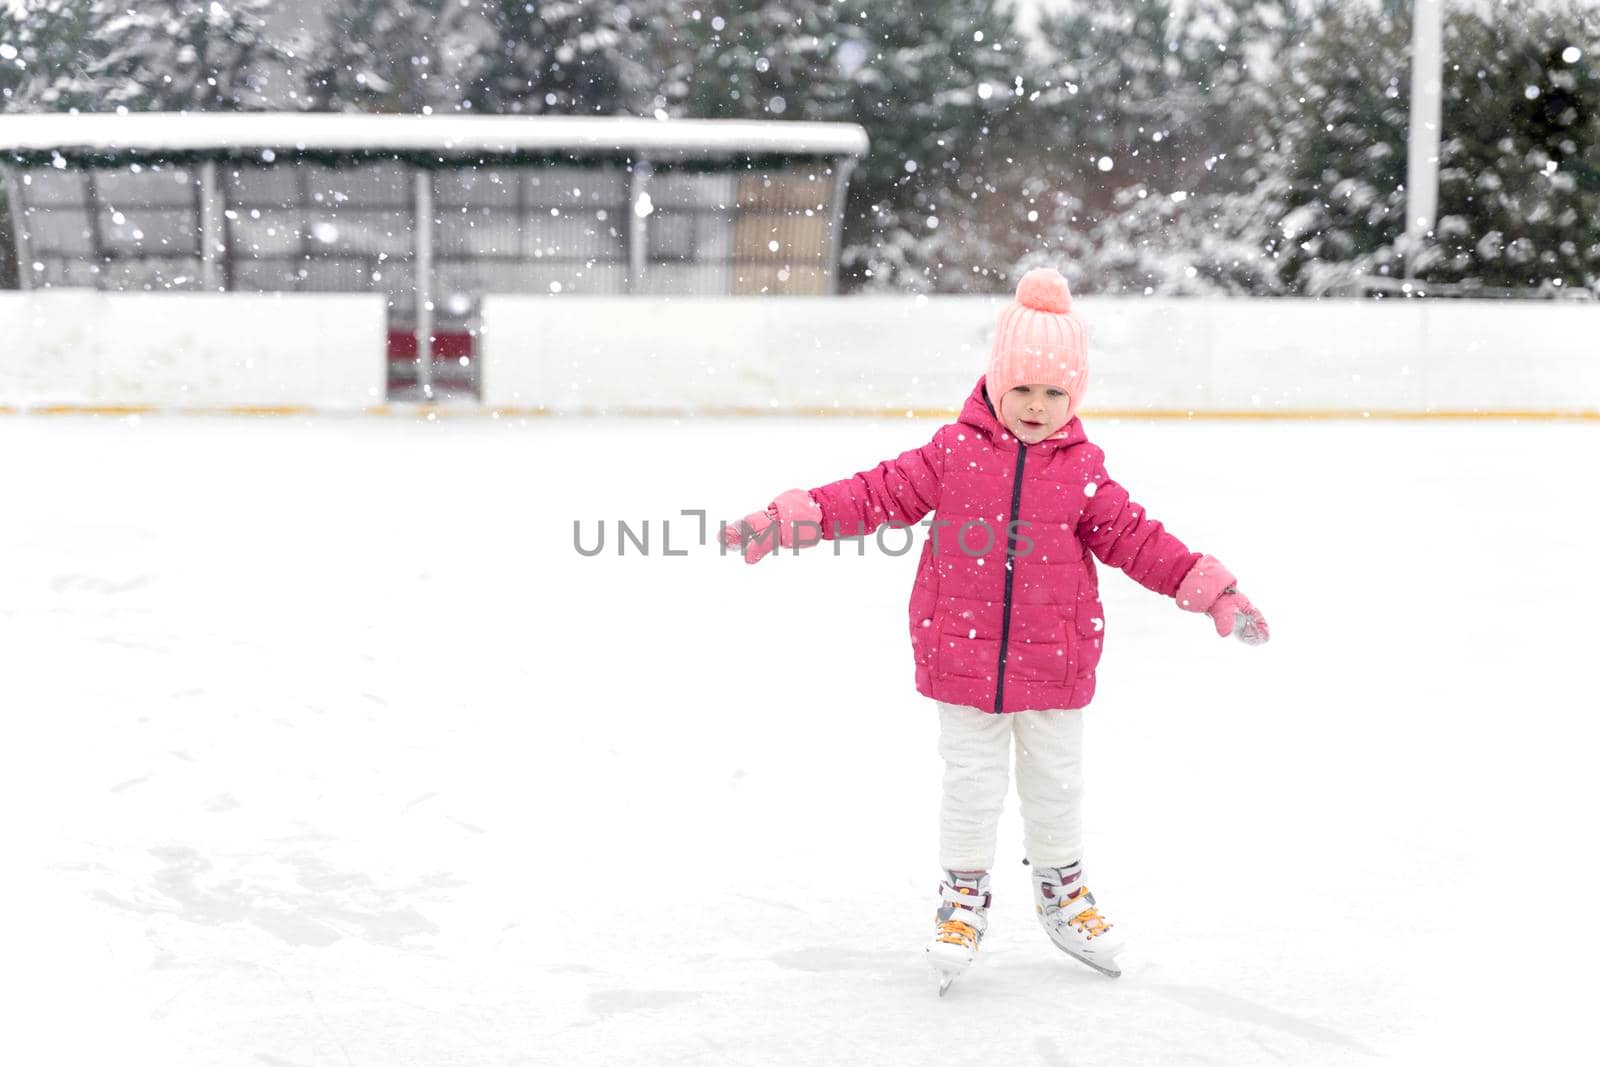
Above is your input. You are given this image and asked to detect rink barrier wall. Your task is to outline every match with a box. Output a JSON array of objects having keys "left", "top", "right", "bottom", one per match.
[
  {"left": 0, "top": 291, "right": 387, "bottom": 411},
  {"left": 0, "top": 405, "right": 1596, "bottom": 420},
  {"left": 2, "top": 293, "right": 1596, "bottom": 418},
  {"left": 478, "top": 294, "right": 1600, "bottom": 418}
]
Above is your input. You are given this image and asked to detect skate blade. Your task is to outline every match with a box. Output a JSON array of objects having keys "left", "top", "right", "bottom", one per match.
[
  {"left": 1073, "top": 955, "right": 1121, "bottom": 978},
  {"left": 1046, "top": 940, "right": 1122, "bottom": 978},
  {"left": 927, "top": 952, "right": 969, "bottom": 996},
  {"left": 931, "top": 960, "right": 966, "bottom": 996}
]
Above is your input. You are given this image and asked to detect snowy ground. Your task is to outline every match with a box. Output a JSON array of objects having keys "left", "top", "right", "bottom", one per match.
[{"left": 3, "top": 412, "right": 1595, "bottom": 1065}]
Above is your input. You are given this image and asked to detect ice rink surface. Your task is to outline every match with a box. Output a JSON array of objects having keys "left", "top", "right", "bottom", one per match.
[{"left": 3, "top": 412, "right": 1596, "bottom": 1065}]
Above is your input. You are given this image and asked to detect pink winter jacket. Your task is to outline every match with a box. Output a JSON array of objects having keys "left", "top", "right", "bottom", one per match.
[{"left": 809, "top": 377, "right": 1202, "bottom": 714}]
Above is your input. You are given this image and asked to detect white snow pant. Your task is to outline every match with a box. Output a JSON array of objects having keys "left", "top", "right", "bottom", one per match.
[{"left": 937, "top": 701, "right": 1085, "bottom": 872}]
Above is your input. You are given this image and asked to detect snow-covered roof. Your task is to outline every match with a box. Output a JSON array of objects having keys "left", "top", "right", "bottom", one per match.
[{"left": 0, "top": 112, "right": 870, "bottom": 160}]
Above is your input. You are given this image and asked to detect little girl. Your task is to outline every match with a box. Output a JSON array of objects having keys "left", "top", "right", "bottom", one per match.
[{"left": 721, "top": 268, "right": 1268, "bottom": 992}]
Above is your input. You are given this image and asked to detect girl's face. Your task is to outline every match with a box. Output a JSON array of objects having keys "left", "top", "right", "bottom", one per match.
[{"left": 999, "top": 384, "right": 1073, "bottom": 443}]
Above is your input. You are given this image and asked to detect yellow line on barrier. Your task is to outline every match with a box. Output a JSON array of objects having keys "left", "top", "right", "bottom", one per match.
[
  {"left": 26, "top": 404, "right": 159, "bottom": 416},
  {"left": 0, "top": 405, "right": 1595, "bottom": 421},
  {"left": 206, "top": 405, "right": 319, "bottom": 417}
]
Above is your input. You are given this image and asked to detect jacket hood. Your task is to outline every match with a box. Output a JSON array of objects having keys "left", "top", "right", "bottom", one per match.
[{"left": 960, "top": 376, "right": 1086, "bottom": 450}]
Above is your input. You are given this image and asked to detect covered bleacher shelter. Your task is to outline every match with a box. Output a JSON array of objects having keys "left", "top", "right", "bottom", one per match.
[{"left": 0, "top": 112, "right": 869, "bottom": 399}]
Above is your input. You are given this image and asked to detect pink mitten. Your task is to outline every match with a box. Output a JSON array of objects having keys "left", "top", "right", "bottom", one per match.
[
  {"left": 1176, "top": 555, "right": 1270, "bottom": 645},
  {"left": 720, "top": 489, "right": 824, "bottom": 564}
]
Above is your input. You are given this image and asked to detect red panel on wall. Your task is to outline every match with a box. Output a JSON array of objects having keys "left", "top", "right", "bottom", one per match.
[{"left": 387, "top": 330, "right": 475, "bottom": 363}]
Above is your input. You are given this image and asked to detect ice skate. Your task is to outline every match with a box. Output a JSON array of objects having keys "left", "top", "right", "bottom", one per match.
[
  {"left": 1032, "top": 864, "right": 1124, "bottom": 978},
  {"left": 925, "top": 870, "right": 990, "bottom": 996}
]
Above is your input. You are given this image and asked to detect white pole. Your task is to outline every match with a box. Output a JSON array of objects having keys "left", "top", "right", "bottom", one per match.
[
  {"left": 3, "top": 168, "right": 33, "bottom": 290},
  {"left": 1405, "top": 0, "right": 1444, "bottom": 279},
  {"left": 199, "top": 160, "right": 222, "bottom": 292},
  {"left": 628, "top": 159, "right": 651, "bottom": 293},
  {"left": 414, "top": 169, "right": 434, "bottom": 399},
  {"left": 825, "top": 156, "right": 856, "bottom": 296}
]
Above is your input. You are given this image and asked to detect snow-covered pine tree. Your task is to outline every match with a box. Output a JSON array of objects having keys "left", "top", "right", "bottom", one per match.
[
  {"left": 1035, "top": 0, "right": 1203, "bottom": 226},
  {"left": 1067, "top": 180, "right": 1283, "bottom": 295},
  {"left": 1, "top": 0, "right": 101, "bottom": 113},
  {"left": 449, "top": 0, "right": 649, "bottom": 116},
  {"left": 1263, "top": 0, "right": 1599, "bottom": 295},
  {"left": 835, "top": 0, "right": 1035, "bottom": 292},
  {"left": 304, "top": 0, "right": 463, "bottom": 114},
  {"left": 1023, "top": 0, "right": 1303, "bottom": 295},
  {"left": 87, "top": 0, "right": 284, "bottom": 112},
  {"left": 1262, "top": 2, "right": 1411, "bottom": 293},
  {"left": 1427, "top": 1, "right": 1599, "bottom": 293},
  {"left": 644, "top": 1, "right": 856, "bottom": 124}
]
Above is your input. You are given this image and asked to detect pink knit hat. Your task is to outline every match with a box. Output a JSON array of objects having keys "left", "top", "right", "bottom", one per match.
[{"left": 984, "top": 267, "right": 1089, "bottom": 418}]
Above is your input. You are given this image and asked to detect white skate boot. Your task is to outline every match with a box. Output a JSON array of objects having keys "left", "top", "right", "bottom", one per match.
[
  {"left": 925, "top": 870, "right": 990, "bottom": 996},
  {"left": 1032, "top": 864, "right": 1124, "bottom": 978}
]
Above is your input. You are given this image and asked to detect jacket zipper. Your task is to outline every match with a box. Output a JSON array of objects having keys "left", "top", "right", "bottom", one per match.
[{"left": 993, "top": 442, "right": 1027, "bottom": 714}]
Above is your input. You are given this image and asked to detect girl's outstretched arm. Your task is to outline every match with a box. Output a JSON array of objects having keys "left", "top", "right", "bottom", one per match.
[
  {"left": 1077, "top": 452, "right": 1269, "bottom": 644},
  {"left": 809, "top": 430, "right": 946, "bottom": 539},
  {"left": 721, "top": 431, "right": 946, "bottom": 564},
  {"left": 1076, "top": 457, "right": 1200, "bottom": 598}
]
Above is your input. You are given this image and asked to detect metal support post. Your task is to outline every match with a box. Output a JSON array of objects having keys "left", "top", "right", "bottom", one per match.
[
  {"left": 628, "top": 159, "right": 652, "bottom": 293},
  {"left": 414, "top": 168, "right": 435, "bottom": 398},
  {"left": 825, "top": 156, "right": 857, "bottom": 295},
  {"left": 2, "top": 167, "right": 33, "bottom": 290},
  {"left": 199, "top": 160, "right": 222, "bottom": 292}
]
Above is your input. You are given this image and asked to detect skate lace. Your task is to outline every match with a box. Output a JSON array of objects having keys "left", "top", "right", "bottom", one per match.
[
  {"left": 935, "top": 918, "right": 979, "bottom": 951},
  {"left": 1069, "top": 905, "right": 1111, "bottom": 939},
  {"left": 1048, "top": 886, "right": 1112, "bottom": 939}
]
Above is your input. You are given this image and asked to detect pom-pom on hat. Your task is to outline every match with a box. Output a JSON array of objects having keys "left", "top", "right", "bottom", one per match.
[{"left": 985, "top": 267, "right": 1089, "bottom": 419}]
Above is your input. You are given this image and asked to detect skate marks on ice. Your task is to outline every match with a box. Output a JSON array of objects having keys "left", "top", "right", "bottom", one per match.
[
  {"left": 90, "top": 844, "right": 451, "bottom": 949},
  {"left": 768, "top": 945, "right": 903, "bottom": 974},
  {"left": 582, "top": 988, "right": 705, "bottom": 1023},
  {"left": 978, "top": 959, "right": 1377, "bottom": 1059},
  {"left": 728, "top": 889, "right": 805, "bottom": 914},
  {"left": 1032, "top": 1034, "right": 1076, "bottom": 1067},
  {"left": 50, "top": 572, "right": 153, "bottom": 596},
  {"left": 550, "top": 987, "right": 710, "bottom": 1037},
  {"left": 1138, "top": 980, "right": 1376, "bottom": 1056}
]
